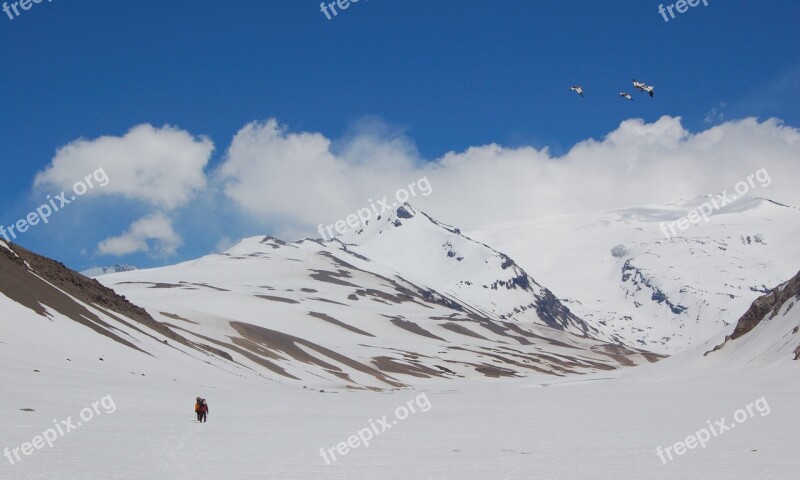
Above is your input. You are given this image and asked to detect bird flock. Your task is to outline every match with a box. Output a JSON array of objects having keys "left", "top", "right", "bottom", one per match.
[{"left": 571, "top": 79, "right": 655, "bottom": 100}]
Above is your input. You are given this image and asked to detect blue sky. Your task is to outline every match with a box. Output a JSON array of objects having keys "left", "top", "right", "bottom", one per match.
[{"left": 1, "top": 0, "right": 799, "bottom": 271}]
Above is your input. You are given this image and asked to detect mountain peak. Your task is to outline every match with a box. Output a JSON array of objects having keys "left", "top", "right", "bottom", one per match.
[
  {"left": 338, "top": 202, "right": 462, "bottom": 245},
  {"left": 335, "top": 204, "right": 589, "bottom": 334}
]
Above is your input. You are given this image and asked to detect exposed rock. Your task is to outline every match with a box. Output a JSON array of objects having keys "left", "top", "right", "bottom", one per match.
[{"left": 706, "top": 269, "right": 800, "bottom": 358}]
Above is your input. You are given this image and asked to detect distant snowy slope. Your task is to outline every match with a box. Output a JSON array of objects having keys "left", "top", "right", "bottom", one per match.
[
  {"left": 80, "top": 264, "right": 137, "bottom": 278},
  {"left": 470, "top": 196, "right": 800, "bottom": 353}
]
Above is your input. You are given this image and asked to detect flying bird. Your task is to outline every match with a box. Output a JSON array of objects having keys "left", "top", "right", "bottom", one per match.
[
  {"left": 633, "top": 79, "right": 654, "bottom": 97},
  {"left": 619, "top": 92, "right": 633, "bottom": 101},
  {"left": 570, "top": 86, "right": 584, "bottom": 98}
]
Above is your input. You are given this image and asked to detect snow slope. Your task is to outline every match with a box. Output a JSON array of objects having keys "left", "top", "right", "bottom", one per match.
[
  {"left": 96, "top": 234, "right": 657, "bottom": 390},
  {"left": 3, "top": 235, "right": 799, "bottom": 479},
  {"left": 470, "top": 196, "right": 800, "bottom": 353},
  {"left": 3, "top": 364, "right": 798, "bottom": 480}
]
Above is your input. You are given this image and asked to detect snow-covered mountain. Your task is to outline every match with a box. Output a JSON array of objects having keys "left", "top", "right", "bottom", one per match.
[
  {"left": 470, "top": 196, "right": 800, "bottom": 354},
  {"left": 80, "top": 264, "right": 137, "bottom": 278},
  {"left": 3, "top": 205, "right": 799, "bottom": 479},
  {"left": 94, "top": 226, "right": 657, "bottom": 390},
  {"left": 6, "top": 199, "right": 673, "bottom": 392},
  {"left": 336, "top": 204, "right": 593, "bottom": 335}
]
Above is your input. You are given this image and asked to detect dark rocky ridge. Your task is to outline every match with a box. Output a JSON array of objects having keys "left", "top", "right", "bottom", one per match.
[
  {"left": 1, "top": 242, "right": 229, "bottom": 359},
  {"left": 706, "top": 269, "right": 800, "bottom": 359},
  {"left": 729, "top": 270, "right": 800, "bottom": 341}
]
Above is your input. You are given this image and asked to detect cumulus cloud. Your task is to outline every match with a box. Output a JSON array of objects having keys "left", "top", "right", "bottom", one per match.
[
  {"left": 214, "top": 117, "right": 435, "bottom": 243},
  {"left": 35, "top": 115, "right": 800, "bottom": 259},
  {"left": 35, "top": 124, "right": 214, "bottom": 210},
  {"left": 216, "top": 118, "right": 422, "bottom": 228},
  {"left": 217, "top": 115, "right": 800, "bottom": 237},
  {"left": 97, "top": 213, "right": 182, "bottom": 257}
]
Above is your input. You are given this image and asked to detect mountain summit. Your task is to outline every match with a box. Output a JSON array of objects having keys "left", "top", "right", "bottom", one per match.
[{"left": 336, "top": 203, "right": 593, "bottom": 335}]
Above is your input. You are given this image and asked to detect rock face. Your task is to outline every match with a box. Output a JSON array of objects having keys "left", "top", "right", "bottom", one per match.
[
  {"left": 729, "top": 270, "right": 800, "bottom": 341},
  {"left": 706, "top": 269, "right": 800, "bottom": 359},
  {"left": 0, "top": 241, "right": 228, "bottom": 359}
]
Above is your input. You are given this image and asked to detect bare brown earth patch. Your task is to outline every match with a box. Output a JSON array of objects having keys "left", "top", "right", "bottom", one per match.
[
  {"left": 448, "top": 346, "right": 564, "bottom": 375},
  {"left": 256, "top": 295, "right": 300, "bottom": 304},
  {"left": 168, "top": 323, "right": 293, "bottom": 378},
  {"left": 371, "top": 356, "right": 446, "bottom": 378},
  {"left": 352, "top": 288, "right": 418, "bottom": 305},
  {"left": 440, "top": 322, "right": 490, "bottom": 340},
  {"left": 230, "top": 322, "right": 404, "bottom": 388},
  {"left": 469, "top": 363, "right": 519, "bottom": 378},
  {"left": 310, "top": 297, "right": 348, "bottom": 306},
  {"left": 308, "top": 269, "right": 360, "bottom": 287},
  {"left": 590, "top": 344, "right": 665, "bottom": 366},
  {"left": 308, "top": 312, "right": 374, "bottom": 337},
  {"left": 182, "top": 282, "right": 230, "bottom": 292},
  {"left": 502, "top": 322, "right": 579, "bottom": 349},
  {"left": 388, "top": 317, "right": 446, "bottom": 341},
  {"left": 476, "top": 320, "right": 532, "bottom": 345},
  {"left": 318, "top": 252, "right": 450, "bottom": 310}
]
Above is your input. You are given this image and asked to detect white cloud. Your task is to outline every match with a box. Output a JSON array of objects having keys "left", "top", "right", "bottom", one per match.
[
  {"left": 97, "top": 213, "right": 182, "bottom": 257},
  {"left": 35, "top": 124, "right": 214, "bottom": 210},
  {"left": 35, "top": 115, "right": 800, "bottom": 258},
  {"left": 216, "top": 119, "right": 423, "bottom": 228},
  {"left": 217, "top": 115, "right": 800, "bottom": 237}
]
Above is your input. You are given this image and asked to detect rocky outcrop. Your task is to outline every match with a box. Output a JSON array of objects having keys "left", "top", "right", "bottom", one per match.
[
  {"left": 729, "top": 270, "right": 800, "bottom": 341},
  {"left": 706, "top": 269, "right": 800, "bottom": 358},
  {"left": 1, "top": 242, "right": 229, "bottom": 360}
]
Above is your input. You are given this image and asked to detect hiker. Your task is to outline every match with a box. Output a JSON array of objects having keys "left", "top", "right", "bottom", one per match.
[
  {"left": 194, "top": 397, "right": 202, "bottom": 421},
  {"left": 198, "top": 398, "right": 209, "bottom": 423}
]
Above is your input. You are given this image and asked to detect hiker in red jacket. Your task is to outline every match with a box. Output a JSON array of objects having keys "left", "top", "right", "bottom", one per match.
[{"left": 198, "top": 399, "right": 209, "bottom": 423}]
